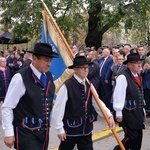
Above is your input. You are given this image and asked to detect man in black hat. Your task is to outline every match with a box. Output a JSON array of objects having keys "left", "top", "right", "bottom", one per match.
[
  {"left": 113, "top": 53, "right": 146, "bottom": 150},
  {"left": 1, "top": 42, "right": 59, "bottom": 150},
  {"left": 52, "top": 56, "right": 115, "bottom": 150}
]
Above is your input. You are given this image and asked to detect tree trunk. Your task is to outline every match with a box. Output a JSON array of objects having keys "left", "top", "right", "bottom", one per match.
[
  {"left": 85, "top": 2, "right": 127, "bottom": 50},
  {"left": 85, "top": 2, "right": 103, "bottom": 49}
]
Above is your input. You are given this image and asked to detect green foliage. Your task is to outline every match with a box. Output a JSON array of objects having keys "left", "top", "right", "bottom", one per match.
[{"left": 0, "top": 0, "right": 150, "bottom": 46}]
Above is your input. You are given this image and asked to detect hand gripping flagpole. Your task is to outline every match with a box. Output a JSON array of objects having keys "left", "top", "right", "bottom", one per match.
[{"left": 40, "top": 1, "right": 125, "bottom": 149}]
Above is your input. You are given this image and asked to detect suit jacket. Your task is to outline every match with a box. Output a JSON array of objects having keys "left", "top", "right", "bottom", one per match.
[
  {"left": 98, "top": 56, "right": 113, "bottom": 85},
  {"left": 12, "top": 57, "right": 23, "bottom": 74},
  {"left": 22, "top": 59, "right": 32, "bottom": 68},
  {"left": 141, "top": 69, "right": 150, "bottom": 89},
  {"left": 0, "top": 67, "right": 12, "bottom": 101},
  {"left": 87, "top": 59, "right": 100, "bottom": 91},
  {"left": 111, "top": 64, "right": 127, "bottom": 80},
  {"left": 6, "top": 56, "right": 13, "bottom": 67}
]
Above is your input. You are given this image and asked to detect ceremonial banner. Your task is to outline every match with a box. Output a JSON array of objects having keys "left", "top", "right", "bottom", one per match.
[{"left": 41, "top": 10, "right": 74, "bottom": 92}]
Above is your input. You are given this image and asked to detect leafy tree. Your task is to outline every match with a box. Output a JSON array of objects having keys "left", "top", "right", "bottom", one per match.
[
  {"left": 85, "top": 0, "right": 150, "bottom": 48},
  {"left": 0, "top": 0, "right": 150, "bottom": 48}
]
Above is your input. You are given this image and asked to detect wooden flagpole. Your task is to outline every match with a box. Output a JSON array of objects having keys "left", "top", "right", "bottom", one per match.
[{"left": 40, "top": 0, "right": 125, "bottom": 149}]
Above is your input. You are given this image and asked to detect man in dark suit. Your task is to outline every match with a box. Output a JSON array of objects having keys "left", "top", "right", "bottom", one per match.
[
  {"left": 10, "top": 50, "right": 23, "bottom": 74},
  {"left": 98, "top": 48, "right": 113, "bottom": 109},
  {"left": 21, "top": 52, "right": 32, "bottom": 68},
  {"left": 71, "top": 45, "right": 80, "bottom": 57},
  {"left": 4, "top": 50, "right": 13, "bottom": 68},
  {"left": 87, "top": 50, "right": 100, "bottom": 91},
  {"left": 111, "top": 55, "right": 127, "bottom": 87},
  {"left": 0, "top": 57, "right": 12, "bottom": 102},
  {"left": 141, "top": 62, "right": 150, "bottom": 116}
]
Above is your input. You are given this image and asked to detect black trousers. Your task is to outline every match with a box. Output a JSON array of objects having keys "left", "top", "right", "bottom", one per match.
[
  {"left": 114, "top": 126, "right": 143, "bottom": 150},
  {"left": 14, "top": 126, "right": 49, "bottom": 150},
  {"left": 59, "top": 133, "right": 93, "bottom": 150}
]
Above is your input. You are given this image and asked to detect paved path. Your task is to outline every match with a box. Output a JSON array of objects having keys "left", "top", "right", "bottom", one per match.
[{"left": 49, "top": 117, "right": 150, "bottom": 150}]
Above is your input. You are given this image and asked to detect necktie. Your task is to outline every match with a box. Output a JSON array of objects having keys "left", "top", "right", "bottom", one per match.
[
  {"left": 81, "top": 80, "right": 86, "bottom": 92},
  {"left": 99, "top": 58, "right": 105, "bottom": 77},
  {"left": 117, "top": 65, "right": 121, "bottom": 72},
  {"left": 40, "top": 73, "right": 47, "bottom": 88},
  {"left": 135, "top": 76, "right": 141, "bottom": 86}
]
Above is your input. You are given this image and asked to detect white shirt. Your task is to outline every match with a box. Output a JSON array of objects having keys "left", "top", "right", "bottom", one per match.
[
  {"left": 1, "top": 63, "right": 43, "bottom": 137},
  {"left": 113, "top": 72, "right": 138, "bottom": 117},
  {"left": 52, "top": 74, "right": 112, "bottom": 135}
]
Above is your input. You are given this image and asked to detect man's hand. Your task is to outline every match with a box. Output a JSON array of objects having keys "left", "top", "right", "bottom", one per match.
[
  {"left": 116, "top": 116, "right": 123, "bottom": 123},
  {"left": 4, "top": 136, "right": 15, "bottom": 148},
  {"left": 109, "top": 116, "right": 116, "bottom": 129},
  {"left": 57, "top": 133, "right": 66, "bottom": 141},
  {"left": 104, "top": 80, "right": 109, "bottom": 84}
]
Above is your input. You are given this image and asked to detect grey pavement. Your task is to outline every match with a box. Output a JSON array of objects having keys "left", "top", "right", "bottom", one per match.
[{"left": 0, "top": 101, "right": 150, "bottom": 150}]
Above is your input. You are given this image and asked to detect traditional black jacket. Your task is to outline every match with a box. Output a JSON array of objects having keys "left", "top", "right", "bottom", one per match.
[
  {"left": 63, "top": 76, "right": 97, "bottom": 136},
  {"left": 13, "top": 66, "right": 55, "bottom": 131},
  {"left": 120, "top": 68, "right": 145, "bottom": 129}
]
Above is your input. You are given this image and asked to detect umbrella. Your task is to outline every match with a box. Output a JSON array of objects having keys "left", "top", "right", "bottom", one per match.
[
  {"left": 0, "top": 32, "right": 28, "bottom": 44},
  {"left": 0, "top": 31, "right": 12, "bottom": 44}
]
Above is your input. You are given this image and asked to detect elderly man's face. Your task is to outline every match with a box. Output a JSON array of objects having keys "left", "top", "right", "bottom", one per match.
[
  {"left": 128, "top": 61, "right": 142, "bottom": 73},
  {"left": 32, "top": 55, "right": 53, "bottom": 73},
  {"left": 0, "top": 57, "right": 7, "bottom": 68}
]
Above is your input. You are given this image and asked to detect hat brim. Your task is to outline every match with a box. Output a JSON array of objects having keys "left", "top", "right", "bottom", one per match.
[
  {"left": 27, "top": 50, "right": 59, "bottom": 58},
  {"left": 123, "top": 58, "right": 144, "bottom": 64},
  {"left": 68, "top": 62, "right": 92, "bottom": 69}
]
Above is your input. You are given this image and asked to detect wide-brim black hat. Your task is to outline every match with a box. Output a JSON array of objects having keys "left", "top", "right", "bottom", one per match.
[
  {"left": 27, "top": 43, "right": 59, "bottom": 58},
  {"left": 68, "top": 56, "right": 92, "bottom": 69},
  {"left": 123, "top": 53, "right": 144, "bottom": 64}
]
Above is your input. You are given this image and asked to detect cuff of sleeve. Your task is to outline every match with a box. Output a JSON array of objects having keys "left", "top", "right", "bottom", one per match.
[
  {"left": 107, "top": 112, "right": 113, "bottom": 118},
  {"left": 116, "top": 111, "right": 122, "bottom": 117},
  {"left": 57, "top": 128, "right": 65, "bottom": 135},
  {"left": 5, "top": 128, "right": 14, "bottom": 137}
]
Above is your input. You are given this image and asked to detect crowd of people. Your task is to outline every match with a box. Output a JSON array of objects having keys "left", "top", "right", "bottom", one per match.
[
  {"left": 0, "top": 42, "right": 149, "bottom": 150},
  {"left": 72, "top": 44, "right": 150, "bottom": 114},
  {"left": 70, "top": 44, "right": 150, "bottom": 150}
]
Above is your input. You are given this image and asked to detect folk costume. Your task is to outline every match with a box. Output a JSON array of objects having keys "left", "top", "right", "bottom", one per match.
[
  {"left": 52, "top": 56, "right": 113, "bottom": 150},
  {"left": 113, "top": 53, "right": 145, "bottom": 150},
  {"left": 12, "top": 65, "right": 54, "bottom": 150},
  {"left": 1, "top": 43, "right": 59, "bottom": 150}
]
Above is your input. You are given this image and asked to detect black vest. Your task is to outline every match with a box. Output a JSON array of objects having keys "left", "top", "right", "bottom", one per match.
[
  {"left": 13, "top": 66, "right": 55, "bottom": 130},
  {"left": 120, "top": 68, "right": 145, "bottom": 129},
  {"left": 63, "top": 76, "right": 97, "bottom": 136}
]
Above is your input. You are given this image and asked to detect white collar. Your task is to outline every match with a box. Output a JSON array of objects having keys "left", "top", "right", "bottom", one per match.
[
  {"left": 131, "top": 72, "right": 138, "bottom": 77},
  {"left": 30, "top": 63, "right": 43, "bottom": 80},
  {"left": 74, "top": 74, "right": 85, "bottom": 84}
]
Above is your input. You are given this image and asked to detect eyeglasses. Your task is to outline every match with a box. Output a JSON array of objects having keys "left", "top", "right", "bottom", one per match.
[{"left": 75, "top": 66, "right": 89, "bottom": 70}]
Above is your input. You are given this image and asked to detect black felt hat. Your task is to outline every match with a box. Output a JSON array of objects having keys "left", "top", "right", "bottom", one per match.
[
  {"left": 123, "top": 53, "right": 144, "bottom": 64},
  {"left": 68, "top": 56, "right": 92, "bottom": 69},
  {"left": 27, "top": 43, "right": 59, "bottom": 58}
]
